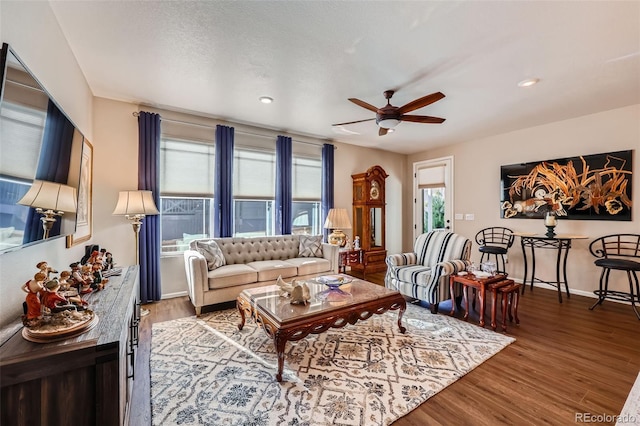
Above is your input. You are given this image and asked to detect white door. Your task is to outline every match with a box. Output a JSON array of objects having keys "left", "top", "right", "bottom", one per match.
[{"left": 413, "top": 157, "right": 453, "bottom": 240}]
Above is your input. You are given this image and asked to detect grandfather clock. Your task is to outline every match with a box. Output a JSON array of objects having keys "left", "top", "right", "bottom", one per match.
[{"left": 351, "top": 165, "right": 388, "bottom": 280}]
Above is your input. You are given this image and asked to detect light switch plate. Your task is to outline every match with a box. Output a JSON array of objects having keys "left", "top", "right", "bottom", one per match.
[
  {"left": 454, "top": 213, "right": 463, "bottom": 220},
  {"left": 465, "top": 214, "right": 475, "bottom": 221}
]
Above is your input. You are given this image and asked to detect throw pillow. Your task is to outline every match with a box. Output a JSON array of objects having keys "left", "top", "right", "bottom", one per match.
[
  {"left": 299, "top": 235, "right": 323, "bottom": 258},
  {"left": 194, "top": 240, "right": 226, "bottom": 271}
]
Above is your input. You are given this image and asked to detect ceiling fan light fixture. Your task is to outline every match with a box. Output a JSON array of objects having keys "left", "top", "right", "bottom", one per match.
[
  {"left": 259, "top": 96, "right": 274, "bottom": 104},
  {"left": 378, "top": 118, "right": 400, "bottom": 129},
  {"left": 517, "top": 78, "right": 539, "bottom": 88}
]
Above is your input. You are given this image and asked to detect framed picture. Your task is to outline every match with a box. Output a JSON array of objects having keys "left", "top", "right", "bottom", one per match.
[
  {"left": 66, "top": 139, "right": 93, "bottom": 247},
  {"left": 500, "top": 150, "right": 632, "bottom": 221}
]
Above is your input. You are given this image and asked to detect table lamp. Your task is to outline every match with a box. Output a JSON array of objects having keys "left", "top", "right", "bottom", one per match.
[
  {"left": 323, "top": 208, "right": 351, "bottom": 247},
  {"left": 18, "top": 180, "right": 77, "bottom": 239}
]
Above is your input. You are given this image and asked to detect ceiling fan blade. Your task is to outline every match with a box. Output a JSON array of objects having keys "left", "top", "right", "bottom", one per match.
[
  {"left": 349, "top": 98, "right": 379, "bottom": 112},
  {"left": 396, "top": 92, "right": 445, "bottom": 115},
  {"left": 400, "top": 115, "right": 446, "bottom": 124},
  {"left": 332, "top": 118, "right": 376, "bottom": 126},
  {"left": 378, "top": 127, "right": 388, "bottom": 136}
]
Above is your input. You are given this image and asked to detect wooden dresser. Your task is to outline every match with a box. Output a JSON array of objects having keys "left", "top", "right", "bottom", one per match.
[{"left": 0, "top": 265, "right": 140, "bottom": 426}]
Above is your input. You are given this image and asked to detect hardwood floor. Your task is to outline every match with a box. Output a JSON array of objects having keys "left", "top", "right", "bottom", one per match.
[{"left": 130, "top": 272, "right": 639, "bottom": 425}]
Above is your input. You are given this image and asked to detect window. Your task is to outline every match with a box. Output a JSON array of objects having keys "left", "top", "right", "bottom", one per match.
[
  {"left": 159, "top": 137, "right": 215, "bottom": 253},
  {"left": 157, "top": 114, "right": 326, "bottom": 247},
  {"left": 291, "top": 148, "right": 322, "bottom": 235},
  {"left": 0, "top": 102, "right": 46, "bottom": 246},
  {"left": 233, "top": 146, "right": 275, "bottom": 236}
]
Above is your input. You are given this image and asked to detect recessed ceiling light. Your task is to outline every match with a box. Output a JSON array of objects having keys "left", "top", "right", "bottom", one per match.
[
  {"left": 518, "top": 78, "right": 540, "bottom": 88},
  {"left": 259, "top": 96, "right": 274, "bottom": 104}
]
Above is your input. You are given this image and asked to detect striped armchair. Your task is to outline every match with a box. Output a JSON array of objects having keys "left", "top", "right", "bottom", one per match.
[{"left": 385, "top": 231, "right": 472, "bottom": 313}]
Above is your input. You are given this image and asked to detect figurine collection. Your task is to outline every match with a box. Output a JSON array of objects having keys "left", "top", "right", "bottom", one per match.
[{"left": 21, "top": 246, "right": 117, "bottom": 327}]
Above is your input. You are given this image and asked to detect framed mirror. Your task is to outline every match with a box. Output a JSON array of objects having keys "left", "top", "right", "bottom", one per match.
[{"left": 0, "top": 43, "right": 83, "bottom": 253}]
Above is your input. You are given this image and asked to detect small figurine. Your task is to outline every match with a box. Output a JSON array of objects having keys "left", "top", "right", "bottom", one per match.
[
  {"left": 36, "top": 261, "right": 58, "bottom": 279},
  {"left": 80, "top": 264, "right": 95, "bottom": 293},
  {"left": 103, "top": 252, "right": 114, "bottom": 270},
  {"left": 354, "top": 236, "right": 361, "bottom": 250},
  {"left": 290, "top": 282, "right": 311, "bottom": 305},
  {"left": 87, "top": 250, "right": 100, "bottom": 266},
  {"left": 276, "top": 275, "right": 310, "bottom": 305},
  {"left": 58, "top": 271, "right": 72, "bottom": 291},
  {"left": 92, "top": 263, "right": 108, "bottom": 290},
  {"left": 344, "top": 237, "right": 352, "bottom": 250},
  {"left": 70, "top": 263, "right": 84, "bottom": 288},
  {"left": 21, "top": 272, "right": 47, "bottom": 323},
  {"left": 40, "top": 279, "right": 76, "bottom": 313}
]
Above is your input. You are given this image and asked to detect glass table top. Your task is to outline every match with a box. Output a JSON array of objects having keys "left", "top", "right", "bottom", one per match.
[{"left": 240, "top": 275, "right": 401, "bottom": 324}]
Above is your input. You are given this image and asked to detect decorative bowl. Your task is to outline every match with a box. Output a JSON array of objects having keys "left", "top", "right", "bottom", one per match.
[{"left": 315, "top": 275, "right": 353, "bottom": 289}]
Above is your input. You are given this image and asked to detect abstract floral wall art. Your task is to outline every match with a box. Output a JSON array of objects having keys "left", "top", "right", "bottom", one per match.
[{"left": 501, "top": 150, "right": 632, "bottom": 221}]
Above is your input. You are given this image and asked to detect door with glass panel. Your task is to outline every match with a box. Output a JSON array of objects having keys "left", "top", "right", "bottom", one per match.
[{"left": 413, "top": 157, "right": 453, "bottom": 240}]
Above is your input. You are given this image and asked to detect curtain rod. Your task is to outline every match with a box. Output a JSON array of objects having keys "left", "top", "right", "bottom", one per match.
[{"left": 132, "top": 111, "right": 336, "bottom": 149}]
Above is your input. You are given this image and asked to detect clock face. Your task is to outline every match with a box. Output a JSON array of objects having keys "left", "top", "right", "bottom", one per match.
[{"left": 370, "top": 181, "right": 380, "bottom": 200}]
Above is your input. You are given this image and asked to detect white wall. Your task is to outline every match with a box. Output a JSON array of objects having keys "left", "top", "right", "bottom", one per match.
[
  {"left": 0, "top": 2, "right": 94, "bottom": 327},
  {"left": 407, "top": 104, "right": 640, "bottom": 296}
]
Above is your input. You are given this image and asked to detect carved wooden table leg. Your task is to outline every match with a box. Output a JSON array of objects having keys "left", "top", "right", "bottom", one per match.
[
  {"left": 236, "top": 297, "right": 247, "bottom": 330},
  {"left": 397, "top": 299, "right": 407, "bottom": 333},
  {"left": 274, "top": 331, "right": 288, "bottom": 382}
]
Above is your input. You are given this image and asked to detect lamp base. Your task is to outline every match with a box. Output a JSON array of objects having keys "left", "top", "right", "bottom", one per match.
[
  {"left": 328, "top": 229, "right": 347, "bottom": 247},
  {"left": 545, "top": 226, "right": 556, "bottom": 238}
]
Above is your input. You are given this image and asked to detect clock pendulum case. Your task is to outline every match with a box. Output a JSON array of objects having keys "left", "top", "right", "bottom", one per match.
[{"left": 350, "top": 165, "right": 388, "bottom": 280}]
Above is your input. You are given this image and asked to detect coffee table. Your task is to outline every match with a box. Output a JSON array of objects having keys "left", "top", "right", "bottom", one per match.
[{"left": 236, "top": 276, "right": 406, "bottom": 381}]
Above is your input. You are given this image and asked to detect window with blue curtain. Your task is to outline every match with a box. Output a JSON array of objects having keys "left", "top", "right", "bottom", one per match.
[
  {"left": 292, "top": 142, "right": 322, "bottom": 235},
  {"left": 159, "top": 138, "right": 215, "bottom": 253},
  {"left": 154, "top": 109, "right": 328, "bottom": 243}
]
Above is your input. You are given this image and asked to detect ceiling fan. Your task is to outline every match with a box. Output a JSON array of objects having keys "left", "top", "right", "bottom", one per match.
[{"left": 333, "top": 90, "right": 446, "bottom": 136}]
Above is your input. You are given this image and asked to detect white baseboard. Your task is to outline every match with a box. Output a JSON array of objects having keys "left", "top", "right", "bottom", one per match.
[
  {"left": 161, "top": 291, "right": 188, "bottom": 299},
  {"left": 512, "top": 278, "right": 633, "bottom": 305}
]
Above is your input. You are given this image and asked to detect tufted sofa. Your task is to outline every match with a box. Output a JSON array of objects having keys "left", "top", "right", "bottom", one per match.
[{"left": 184, "top": 234, "right": 339, "bottom": 315}]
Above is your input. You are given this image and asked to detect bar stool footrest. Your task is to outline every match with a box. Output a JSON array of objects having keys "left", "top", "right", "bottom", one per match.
[{"left": 593, "top": 290, "right": 640, "bottom": 303}]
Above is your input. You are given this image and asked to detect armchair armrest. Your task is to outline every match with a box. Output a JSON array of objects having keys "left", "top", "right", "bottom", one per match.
[
  {"left": 433, "top": 259, "right": 470, "bottom": 277},
  {"left": 184, "top": 249, "right": 208, "bottom": 315},
  {"left": 322, "top": 243, "right": 340, "bottom": 273},
  {"left": 386, "top": 253, "right": 417, "bottom": 267}
]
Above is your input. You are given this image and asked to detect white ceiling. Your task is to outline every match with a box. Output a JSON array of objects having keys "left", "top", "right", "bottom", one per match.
[{"left": 49, "top": 1, "right": 640, "bottom": 155}]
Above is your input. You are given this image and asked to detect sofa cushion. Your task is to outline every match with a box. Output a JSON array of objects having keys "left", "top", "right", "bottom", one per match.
[
  {"left": 194, "top": 240, "right": 226, "bottom": 271},
  {"left": 207, "top": 264, "right": 258, "bottom": 290},
  {"left": 285, "top": 257, "right": 331, "bottom": 276},
  {"left": 298, "top": 235, "right": 323, "bottom": 257},
  {"left": 247, "top": 260, "right": 298, "bottom": 281}
]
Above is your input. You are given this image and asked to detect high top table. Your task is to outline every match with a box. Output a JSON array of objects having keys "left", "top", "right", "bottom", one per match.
[{"left": 514, "top": 233, "right": 588, "bottom": 303}]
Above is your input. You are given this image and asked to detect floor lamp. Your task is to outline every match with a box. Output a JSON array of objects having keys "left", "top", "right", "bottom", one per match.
[{"left": 112, "top": 190, "right": 159, "bottom": 316}]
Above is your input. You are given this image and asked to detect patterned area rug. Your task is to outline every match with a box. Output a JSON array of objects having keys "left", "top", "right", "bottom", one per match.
[
  {"left": 617, "top": 372, "right": 640, "bottom": 425},
  {"left": 150, "top": 303, "right": 515, "bottom": 425}
]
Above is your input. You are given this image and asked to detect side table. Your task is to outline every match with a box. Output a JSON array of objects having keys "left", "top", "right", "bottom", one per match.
[
  {"left": 449, "top": 273, "right": 509, "bottom": 329},
  {"left": 339, "top": 249, "right": 363, "bottom": 274}
]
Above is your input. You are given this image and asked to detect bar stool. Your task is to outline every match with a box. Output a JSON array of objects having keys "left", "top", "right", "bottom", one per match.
[
  {"left": 589, "top": 234, "right": 640, "bottom": 320},
  {"left": 475, "top": 227, "right": 514, "bottom": 275}
]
